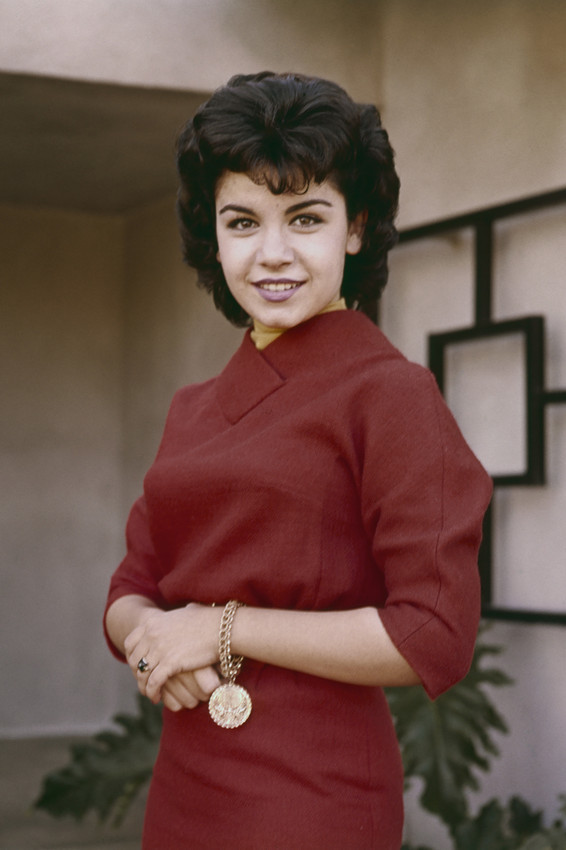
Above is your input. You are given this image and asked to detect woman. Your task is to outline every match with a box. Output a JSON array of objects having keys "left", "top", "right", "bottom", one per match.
[{"left": 105, "top": 72, "right": 492, "bottom": 849}]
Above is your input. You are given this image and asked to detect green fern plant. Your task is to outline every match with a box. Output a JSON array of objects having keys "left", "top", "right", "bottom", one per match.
[
  {"left": 451, "top": 795, "right": 566, "bottom": 850},
  {"left": 386, "top": 633, "right": 512, "bottom": 831},
  {"left": 403, "top": 796, "right": 566, "bottom": 850},
  {"left": 34, "top": 693, "right": 161, "bottom": 827}
]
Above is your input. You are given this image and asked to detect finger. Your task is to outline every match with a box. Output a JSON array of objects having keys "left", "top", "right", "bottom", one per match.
[
  {"left": 124, "top": 627, "right": 144, "bottom": 661},
  {"left": 132, "top": 654, "right": 153, "bottom": 681},
  {"left": 162, "top": 679, "right": 199, "bottom": 710},
  {"left": 127, "top": 654, "right": 154, "bottom": 699},
  {"left": 166, "top": 667, "right": 221, "bottom": 705},
  {"left": 193, "top": 666, "right": 222, "bottom": 696},
  {"left": 125, "top": 641, "right": 147, "bottom": 675},
  {"left": 144, "top": 663, "right": 170, "bottom": 703},
  {"left": 161, "top": 691, "right": 184, "bottom": 712},
  {"left": 136, "top": 674, "right": 149, "bottom": 698},
  {"left": 170, "top": 671, "right": 210, "bottom": 703}
]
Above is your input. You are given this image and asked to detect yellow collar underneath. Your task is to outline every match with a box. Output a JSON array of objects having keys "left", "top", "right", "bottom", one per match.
[{"left": 251, "top": 298, "right": 347, "bottom": 350}]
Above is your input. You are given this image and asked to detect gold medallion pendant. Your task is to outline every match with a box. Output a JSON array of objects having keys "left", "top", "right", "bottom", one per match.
[
  {"left": 208, "top": 600, "right": 252, "bottom": 729},
  {"left": 208, "top": 682, "right": 252, "bottom": 729}
]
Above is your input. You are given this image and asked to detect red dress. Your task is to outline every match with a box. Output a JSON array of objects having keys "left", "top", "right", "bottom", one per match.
[{"left": 105, "top": 310, "right": 492, "bottom": 849}]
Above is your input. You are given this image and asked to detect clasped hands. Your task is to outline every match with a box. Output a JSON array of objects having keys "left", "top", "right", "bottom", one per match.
[{"left": 124, "top": 602, "right": 223, "bottom": 713}]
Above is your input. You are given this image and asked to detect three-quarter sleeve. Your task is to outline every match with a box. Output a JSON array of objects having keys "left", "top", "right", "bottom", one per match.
[
  {"left": 103, "top": 495, "right": 168, "bottom": 660},
  {"left": 360, "top": 363, "right": 492, "bottom": 699}
]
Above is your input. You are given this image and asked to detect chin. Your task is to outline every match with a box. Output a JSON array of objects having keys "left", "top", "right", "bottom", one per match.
[{"left": 257, "top": 309, "right": 312, "bottom": 329}]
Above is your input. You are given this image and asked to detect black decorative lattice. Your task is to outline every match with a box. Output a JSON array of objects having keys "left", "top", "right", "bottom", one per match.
[{"left": 392, "top": 188, "right": 566, "bottom": 625}]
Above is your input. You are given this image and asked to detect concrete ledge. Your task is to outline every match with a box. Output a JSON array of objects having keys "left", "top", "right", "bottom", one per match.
[{"left": 0, "top": 736, "right": 145, "bottom": 849}]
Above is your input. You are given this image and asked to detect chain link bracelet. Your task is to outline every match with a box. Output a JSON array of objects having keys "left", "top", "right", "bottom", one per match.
[{"left": 208, "top": 600, "right": 252, "bottom": 728}]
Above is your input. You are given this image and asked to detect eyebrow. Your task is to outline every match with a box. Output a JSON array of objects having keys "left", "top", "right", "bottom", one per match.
[{"left": 218, "top": 199, "right": 333, "bottom": 216}]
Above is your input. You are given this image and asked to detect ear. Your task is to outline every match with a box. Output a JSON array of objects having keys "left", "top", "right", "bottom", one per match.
[{"left": 346, "top": 210, "right": 367, "bottom": 255}]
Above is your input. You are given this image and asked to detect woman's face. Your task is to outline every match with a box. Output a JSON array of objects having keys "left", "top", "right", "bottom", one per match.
[{"left": 215, "top": 171, "right": 364, "bottom": 328}]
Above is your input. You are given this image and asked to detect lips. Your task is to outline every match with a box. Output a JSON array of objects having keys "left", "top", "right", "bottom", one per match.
[{"left": 253, "top": 279, "right": 305, "bottom": 302}]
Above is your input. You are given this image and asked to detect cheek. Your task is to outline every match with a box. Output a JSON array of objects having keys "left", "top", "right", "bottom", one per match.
[
  {"left": 215, "top": 229, "right": 227, "bottom": 262},
  {"left": 216, "top": 243, "right": 250, "bottom": 292},
  {"left": 316, "top": 239, "right": 348, "bottom": 273},
  {"left": 215, "top": 238, "right": 236, "bottom": 276}
]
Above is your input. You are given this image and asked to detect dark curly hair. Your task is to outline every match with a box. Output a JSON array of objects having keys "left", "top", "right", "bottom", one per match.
[{"left": 176, "top": 71, "right": 400, "bottom": 327}]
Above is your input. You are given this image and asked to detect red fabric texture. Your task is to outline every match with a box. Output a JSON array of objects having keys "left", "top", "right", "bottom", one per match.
[{"left": 105, "top": 310, "right": 492, "bottom": 849}]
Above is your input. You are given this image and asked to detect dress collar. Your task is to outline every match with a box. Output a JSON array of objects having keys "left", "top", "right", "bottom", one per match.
[
  {"left": 215, "top": 309, "right": 382, "bottom": 424},
  {"left": 215, "top": 332, "right": 286, "bottom": 424}
]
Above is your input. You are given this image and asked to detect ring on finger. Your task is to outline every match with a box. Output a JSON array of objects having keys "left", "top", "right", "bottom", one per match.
[{"left": 137, "top": 656, "right": 150, "bottom": 674}]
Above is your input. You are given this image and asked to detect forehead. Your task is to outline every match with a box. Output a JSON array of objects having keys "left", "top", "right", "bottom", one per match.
[{"left": 214, "top": 171, "right": 345, "bottom": 209}]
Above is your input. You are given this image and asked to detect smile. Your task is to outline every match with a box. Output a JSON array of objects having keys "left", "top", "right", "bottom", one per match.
[
  {"left": 253, "top": 279, "right": 305, "bottom": 302},
  {"left": 255, "top": 280, "right": 303, "bottom": 291}
]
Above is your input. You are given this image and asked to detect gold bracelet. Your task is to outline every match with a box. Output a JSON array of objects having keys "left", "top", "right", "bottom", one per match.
[
  {"left": 218, "top": 599, "right": 244, "bottom": 680},
  {"left": 208, "top": 600, "right": 252, "bottom": 729}
]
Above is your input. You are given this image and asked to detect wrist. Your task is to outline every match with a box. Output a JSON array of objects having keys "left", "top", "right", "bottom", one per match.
[
  {"left": 185, "top": 601, "right": 223, "bottom": 665},
  {"left": 211, "top": 604, "right": 223, "bottom": 663}
]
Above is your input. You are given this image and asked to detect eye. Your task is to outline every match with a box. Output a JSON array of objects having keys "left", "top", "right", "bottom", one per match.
[
  {"left": 226, "top": 217, "right": 257, "bottom": 231},
  {"left": 292, "top": 213, "right": 322, "bottom": 228}
]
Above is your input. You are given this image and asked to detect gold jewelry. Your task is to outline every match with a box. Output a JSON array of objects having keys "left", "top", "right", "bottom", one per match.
[{"left": 208, "top": 600, "right": 252, "bottom": 728}]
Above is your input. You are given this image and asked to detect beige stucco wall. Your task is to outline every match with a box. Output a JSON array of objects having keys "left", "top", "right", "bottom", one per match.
[
  {"left": 0, "top": 205, "right": 127, "bottom": 733},
  {"left": 0, "top": 0, "right": 383, "bottom": 102},
  {"left": 381, "top": 0, "right": 566, "bottom": 226}
]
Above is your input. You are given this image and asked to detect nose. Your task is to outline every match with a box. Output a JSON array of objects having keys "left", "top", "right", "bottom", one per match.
[{"left": 256, "top": 225, "right": 294, "bottom": 267}]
